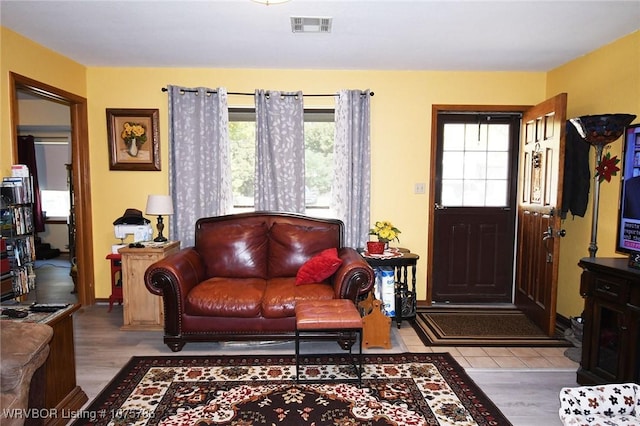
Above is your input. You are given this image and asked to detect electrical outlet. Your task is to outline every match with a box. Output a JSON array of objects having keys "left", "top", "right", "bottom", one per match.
[{"left": 414, "top": 182, "right": 426, "bottom": 194}]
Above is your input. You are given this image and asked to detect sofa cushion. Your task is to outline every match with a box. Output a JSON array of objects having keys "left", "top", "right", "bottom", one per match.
[
  {"left": 186, "top": 277, "right": 266, "bottom": 317},
  {"left": 262, "top": 278, "right": 335, "bottom": 318},
  {"left": 296, "top": 248, "right": 343, "bottom": 285},
  {"left": 268, "top": 222, "right": 341, "bottom": 278},
  {"left": 196, "top": 221, "right": 269, "bottom": 278}
]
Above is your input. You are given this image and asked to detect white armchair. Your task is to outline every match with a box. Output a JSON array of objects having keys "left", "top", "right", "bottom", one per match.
[{"left": 559, "top": 383, "right": 640, "bottom": 425}]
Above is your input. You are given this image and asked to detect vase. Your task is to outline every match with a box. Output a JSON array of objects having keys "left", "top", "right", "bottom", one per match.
[
  {"left": 367, "top": 241, "right": 385, "bottom": 255},
  {"left": 127, "top": 138, "right": 139, "bottom": 157}
]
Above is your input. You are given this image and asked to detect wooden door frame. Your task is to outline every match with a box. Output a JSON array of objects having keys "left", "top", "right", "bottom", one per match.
[
  {"left": 10, "top": 72, "right": 95, "bottom": 306},
  {"left": 426, "top": 104, "right": 532, "bottom": 305}
]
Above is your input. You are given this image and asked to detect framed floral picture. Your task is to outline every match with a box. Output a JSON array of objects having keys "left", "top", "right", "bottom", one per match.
[{"left": 106, "top": 108, "right": 160, "bottom": 171}]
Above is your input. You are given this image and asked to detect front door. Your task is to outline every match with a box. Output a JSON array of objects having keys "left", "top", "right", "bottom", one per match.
[
  {"left": 431, "top": 111, "right": 521, "bottom": 303},
  {"left": 514, "top": 94, "right": 567, "bottom": 336}
]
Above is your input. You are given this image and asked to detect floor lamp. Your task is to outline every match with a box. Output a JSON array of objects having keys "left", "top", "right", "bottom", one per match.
[{"left": 569, "top": 113, "right": 636, "bottom": 257}]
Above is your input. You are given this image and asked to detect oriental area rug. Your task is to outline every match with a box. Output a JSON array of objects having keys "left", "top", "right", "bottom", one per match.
[
  {"left": 412, "top": 308, "right": 571, "bottom": 347},
  {"left": 71, "top": 353, "right": 511, "bottom": 426}
]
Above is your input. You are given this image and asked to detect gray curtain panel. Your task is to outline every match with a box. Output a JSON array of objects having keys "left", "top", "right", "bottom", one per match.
[
  {"left": 255, "top": 89, "right": 305, "bottom": 213},
  {"left": 167, "top": 86, "right": 232, "bottom": 247},
  {"left": 332, "top": 89, "right": 371, "bottom": 248}
]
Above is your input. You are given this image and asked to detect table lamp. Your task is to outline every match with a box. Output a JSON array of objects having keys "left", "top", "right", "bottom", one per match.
[{"left": 145, "top": 195, "right": 174, "bottom": 242}]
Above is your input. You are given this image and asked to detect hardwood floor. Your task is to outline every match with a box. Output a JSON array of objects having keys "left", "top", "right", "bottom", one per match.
[
  {"left": 26, "top": 257, "right": 79, "bottom": 305},
  {"left": 30, "top": 260, "right": 580, "bottom": 426}
]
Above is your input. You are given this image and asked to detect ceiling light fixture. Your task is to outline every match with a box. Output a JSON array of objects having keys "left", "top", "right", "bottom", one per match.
[{"left": 251, "top": 0, "right": 291, "bottom": 5}]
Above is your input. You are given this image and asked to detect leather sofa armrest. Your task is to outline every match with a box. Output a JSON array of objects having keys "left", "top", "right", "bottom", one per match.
[
  {"left": 144, "top": 247, "right": 205, "bottom": 304},
  {"left": 332, "top": 247, "right": 375, "bottom": 301}
]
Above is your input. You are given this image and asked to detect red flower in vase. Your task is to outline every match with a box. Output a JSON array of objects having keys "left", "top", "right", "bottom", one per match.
[{"left": 596, "top": 152, "right": 620, "bottom": 183}]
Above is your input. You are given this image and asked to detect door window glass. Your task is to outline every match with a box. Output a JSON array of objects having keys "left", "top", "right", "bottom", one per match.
[{"left": 442, "top": 122, "right": 511, "bottom": 207}]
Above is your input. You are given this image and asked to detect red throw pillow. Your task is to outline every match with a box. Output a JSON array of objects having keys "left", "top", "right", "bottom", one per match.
[{"left": 295, "top": 248, "right": 343, "bottom": 285}]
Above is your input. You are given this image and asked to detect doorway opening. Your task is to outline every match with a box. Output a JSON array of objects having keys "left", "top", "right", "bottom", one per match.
[
  {"left": 427, "top": 96, "right": 568, "bottom": 338},
  {"left": 15, "top": 90, "right": 76, "bottom": 303},
  {"left": 17, "top": 91, "right": 71, "bottom": 258},
  {"left": 10, "top": 72, "right": 95, "bottom": 306}
]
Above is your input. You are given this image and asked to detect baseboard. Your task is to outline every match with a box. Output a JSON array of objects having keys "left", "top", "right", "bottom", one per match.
[{"left": 555, "top": 313, "right": 571, "bottom": 333}]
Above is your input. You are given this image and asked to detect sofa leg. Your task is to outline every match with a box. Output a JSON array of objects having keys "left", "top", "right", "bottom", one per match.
[{"left": 167, "top": 342, "right": 185, "bottom": 352}]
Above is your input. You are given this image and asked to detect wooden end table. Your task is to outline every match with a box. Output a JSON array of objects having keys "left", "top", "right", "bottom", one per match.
[
  {"left": 361, "top": 247, "right": 419, "bottom": 328},
  {"left": 118, "top": 241, "right": 180, "bottom": 330}
]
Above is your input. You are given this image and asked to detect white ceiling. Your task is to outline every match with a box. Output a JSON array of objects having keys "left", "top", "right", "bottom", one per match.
[{"left": 1, "top": 0, "right": 639, "bottom": 72}]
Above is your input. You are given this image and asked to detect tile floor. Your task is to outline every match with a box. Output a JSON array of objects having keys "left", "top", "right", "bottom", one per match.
[{"left": 397, "top": 325, "right": 579, "bottom": 370}]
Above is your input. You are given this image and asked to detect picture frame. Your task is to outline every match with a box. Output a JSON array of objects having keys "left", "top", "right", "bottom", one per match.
[{"left": 106, "top": 108, "right": 160, "bottom": 171}]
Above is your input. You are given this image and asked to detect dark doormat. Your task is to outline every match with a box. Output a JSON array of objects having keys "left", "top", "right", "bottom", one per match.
[{"left": 412, "top": 307, "right": 571, "bottom": 347}]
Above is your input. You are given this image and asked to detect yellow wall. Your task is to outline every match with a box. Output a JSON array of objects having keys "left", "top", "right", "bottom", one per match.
[
  {"left": 548, "top": 31, "right": 640, "bottom": 317},
  {"left": 6, "top": 24, "right": 637, "bottom": 317},
  {"left": 86, "top": 68, "right": 546, "bottom": 298},
  {"left": 0, "top": 27, "right": 86, "bottom": 172}
]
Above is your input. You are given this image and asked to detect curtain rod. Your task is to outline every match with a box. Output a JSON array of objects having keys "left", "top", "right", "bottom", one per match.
[{"left": 161, "top": 87, "right": 373, "bottom": 97}]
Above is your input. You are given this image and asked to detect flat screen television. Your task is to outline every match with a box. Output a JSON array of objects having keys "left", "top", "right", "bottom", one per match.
[{"left": 616, "top": 123, "right": 640, "bottom": 269}]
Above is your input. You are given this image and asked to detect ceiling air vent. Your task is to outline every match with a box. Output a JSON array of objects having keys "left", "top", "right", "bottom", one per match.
[{"left": 290, "top": 16, "right": 332, "bottom": 33}]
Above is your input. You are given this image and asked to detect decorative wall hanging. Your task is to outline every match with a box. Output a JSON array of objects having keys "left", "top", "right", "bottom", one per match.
[{"left": 107, "top": 108, "right": 160, "bottom": 171}]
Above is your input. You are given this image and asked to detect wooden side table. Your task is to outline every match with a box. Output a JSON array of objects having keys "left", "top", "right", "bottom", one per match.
[
  {"left": 361, "top": 248, "right": 419, "bottom": 328},
  {"left": 118, "top": 241, "right": 180, "bottom": 330}
]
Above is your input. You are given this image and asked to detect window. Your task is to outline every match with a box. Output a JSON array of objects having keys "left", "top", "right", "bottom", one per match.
[
  {"left": 440, "top": 120, "right": 512, "bottom": 207},
  {"left": 34, "top": 138, "right": 71, "bottom": 219},
  {"left": 229, "top": 108, "right": 335, "bottom": 215},
  {"left": 40, "top": 190, "right": 70, "bottom": 218}
]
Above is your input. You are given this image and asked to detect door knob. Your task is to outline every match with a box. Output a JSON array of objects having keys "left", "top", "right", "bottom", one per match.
[{"left": 543, "top": 226, "right": 566, "bottom": 240}]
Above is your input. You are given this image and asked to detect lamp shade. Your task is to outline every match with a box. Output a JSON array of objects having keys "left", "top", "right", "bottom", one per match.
[
  {"left": 145, "top": 195, "right": 174, "bottom": 216},
  {"left": 569, "top": 114, "right": 636, "bottom": 146}
]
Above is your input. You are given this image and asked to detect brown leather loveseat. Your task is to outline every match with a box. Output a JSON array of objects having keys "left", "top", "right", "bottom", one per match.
[{"left": 145, "top": 212, "right": 374, "bottom": 352}]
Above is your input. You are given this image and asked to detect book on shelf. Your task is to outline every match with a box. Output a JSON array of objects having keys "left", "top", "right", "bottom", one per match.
[
  {"left": 10, "top": 164, "right": 29, "bottom": 178},
  {"left": 10, "top": 263, "right": 35, "bottom": 296},
  {"left": 0, "top": 238, "right": 8, "bottom": 274},
  {"left": 0, "top": 206, "right": 34, "bottom": 236},
  {"left": 1, "top": 176, "right": 33, "bottom": 204},
  {"left": 0, "top": 172, "right": 35, "bottom": 300}
]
